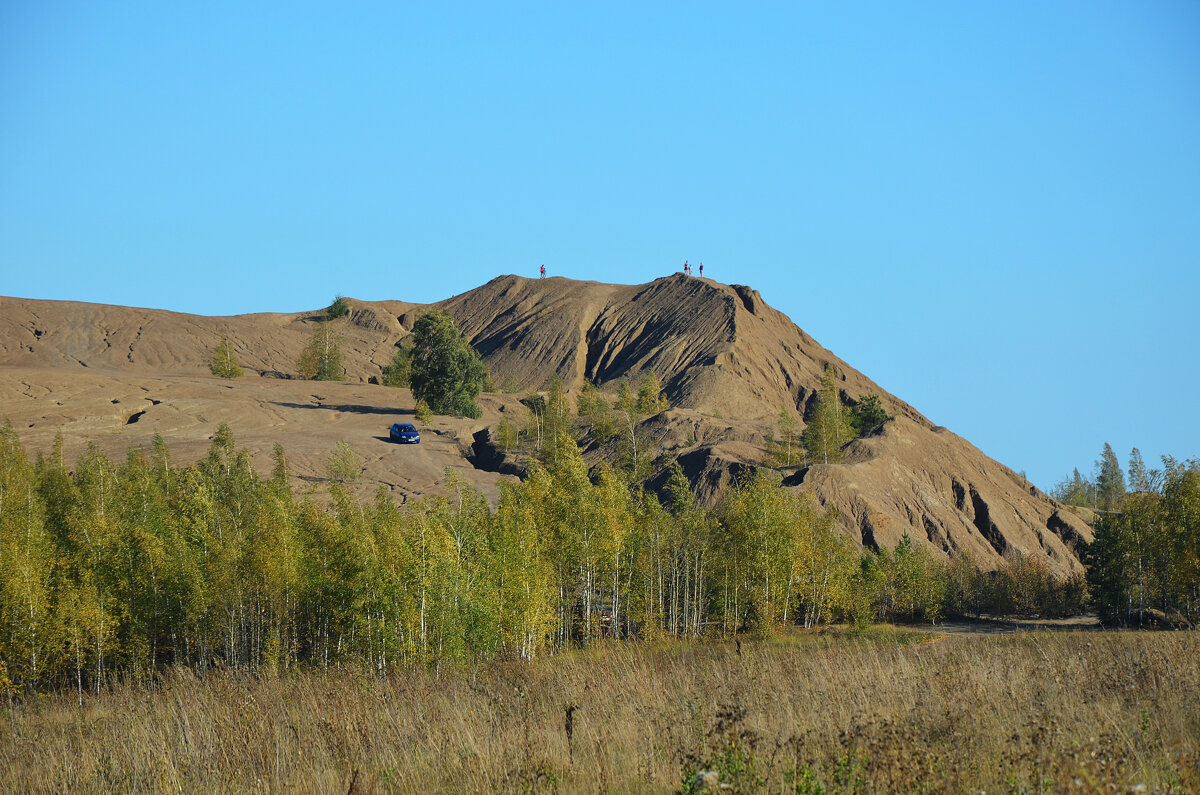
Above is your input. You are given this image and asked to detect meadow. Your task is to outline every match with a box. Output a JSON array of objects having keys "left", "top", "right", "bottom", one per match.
[{"left": 2, "top": 626, "right": 1197, "bottom": 793}]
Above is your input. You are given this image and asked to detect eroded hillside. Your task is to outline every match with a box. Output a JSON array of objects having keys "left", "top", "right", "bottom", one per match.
[{"left": 0, "top": 276, "right": 1091, "bottom": 573}]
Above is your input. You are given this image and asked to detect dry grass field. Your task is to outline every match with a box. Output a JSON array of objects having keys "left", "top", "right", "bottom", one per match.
[{"left": 2, "top": 627, "right": 1197, "bottom": 793}]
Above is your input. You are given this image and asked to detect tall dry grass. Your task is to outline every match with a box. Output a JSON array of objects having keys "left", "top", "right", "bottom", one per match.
[{"left": 1, "top": 628, "right": 1197, "bottom": 793}]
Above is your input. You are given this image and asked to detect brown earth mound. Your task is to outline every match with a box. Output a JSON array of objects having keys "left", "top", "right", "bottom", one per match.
[{"left": 0, "top": 277, "right": 1092, "bottom": 574}]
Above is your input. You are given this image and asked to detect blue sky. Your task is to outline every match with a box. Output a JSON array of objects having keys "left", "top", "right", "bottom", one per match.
[{"left": 2, "top": 2, "right": 1198, "bottom": 490}]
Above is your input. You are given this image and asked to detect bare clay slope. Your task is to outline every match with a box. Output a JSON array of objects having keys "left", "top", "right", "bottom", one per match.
[
  {"left": 0, "top": 278, "right": 1091, "bottom": 573},
  {"left": 439, "top": 274, "right": 925, "bottom": 424},
  {"left": 0, "top": 295, "right": 517, "bottom": 505},
  {"left": 0, "top": 295, "right": 415, "bottom": 377}
]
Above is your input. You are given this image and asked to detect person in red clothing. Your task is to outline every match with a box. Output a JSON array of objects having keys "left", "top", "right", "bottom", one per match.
[{"left": 540, "top": 264, "right": 545, "bottom": 278}]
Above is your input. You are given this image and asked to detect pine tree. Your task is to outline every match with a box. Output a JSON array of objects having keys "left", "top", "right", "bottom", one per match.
[
  {"left": 1128, "top": 448, "right": 1151, "bottom": 493},
  {"left": 1095, "top": 443, "right": 1126, "bottom": 512},
  {"left": 209, "top": 336, "right": 243, "bottom": 378},
  {"left": 326, "top": 294, "right": 349, "bottom": 320},
  {"left": 849, "top": 394, "right": 888, "bottom": 436}
]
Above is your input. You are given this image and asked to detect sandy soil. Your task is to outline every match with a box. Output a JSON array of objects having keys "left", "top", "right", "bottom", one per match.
[{"left": 0, "top": 365, "right": 517, "bottom": 504}]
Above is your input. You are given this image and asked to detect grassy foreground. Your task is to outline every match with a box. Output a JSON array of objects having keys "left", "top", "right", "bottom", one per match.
[{"left": 1, "top": 628, "right": 1197, "bottom": 793}]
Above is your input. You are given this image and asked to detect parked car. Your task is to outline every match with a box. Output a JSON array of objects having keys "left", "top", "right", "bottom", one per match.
[{"left": 389, "top": 422, "right": 420, "bottom": 444}]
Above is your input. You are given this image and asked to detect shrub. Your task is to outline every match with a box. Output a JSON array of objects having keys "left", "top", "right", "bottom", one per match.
[
  {"left": 297, "top": 323, "right": 344, "bottom": 381},
  {"left": 326, "top": 295, "right": 349, "bottom": 320},
  {"left": 209, "top": 336, "right": 243, "bottom": 379}
]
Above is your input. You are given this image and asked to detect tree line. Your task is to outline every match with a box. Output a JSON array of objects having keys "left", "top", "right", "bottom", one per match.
[
  {"left": 1053, "top": 444, "right": 1200, "bottom": 625},
  {"left": 0, "top": 418, "right": 1086, "bottom": 696}
]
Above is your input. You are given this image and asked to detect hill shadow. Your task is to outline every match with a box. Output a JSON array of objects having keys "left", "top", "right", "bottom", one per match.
[{"left": 273, "top": 401, "right": 410, "bottom": 416}]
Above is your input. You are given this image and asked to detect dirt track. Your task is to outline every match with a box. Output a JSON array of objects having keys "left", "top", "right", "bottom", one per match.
[{"left": 923, "top": 616, "right": 1103, "bottom": 635}]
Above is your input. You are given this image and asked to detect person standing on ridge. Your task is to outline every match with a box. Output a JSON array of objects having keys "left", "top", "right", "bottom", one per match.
[
  {"left": 540, "top": 264, "right": 545, "bottom": 278},
  {"left": 683, "top": 260, "right": 689, "bottom": 276},
  {"left": 699, "top": 262, "right": 704, "bottom": 278}
]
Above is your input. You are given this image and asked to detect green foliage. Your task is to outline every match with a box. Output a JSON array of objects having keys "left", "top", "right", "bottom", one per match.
[
  {"left": 409, "top": 310, "right": 488, "bottom": 418},
  {"left": 538, "top": 378, "right": 573, "bottom": 466},
  {"left": 325, "top": 294, "right": 349, "bottom": 320},
  {"left": 297, "top": 322, "right": 344, "bottom": 381},
  {"left": 718, "top": 469, "right": 854, "bottom": 633},
  {"left": 6, "top": 422, "right": 1192, "bottom": 695},
  {"left": 615, "top": 378, "right": 636, "bottom": 415},
  {"left": 209, "top": 336, "right": 243, "bottom": 378},
  {"left": 576, "top": 382, "right": 617, "bottom": 444},
  {"left": 609, "top": 377, "right": 657, "bottom": 480},
  {"left": 414, "top": 400, "right": 433, "bottom": 424},
  {"left": 1128, "top": 447, "right": 1151, "bottom": 493},
  {"left": 381, "top": 342, "right": 412, "bottom": 388},
  {"left": 871, "top": 533, "right": 947, "bottom": 622},
  {"left": 1096, "top": 442, "right": 1126, "bottom": 513},
  {"left": 328, "top": 442, "right": 363, "bottom": 484},
  {"left": 802, "top": 365, "right": 854, "bottom": 465},
  {"left": 765, "top": 409, "right": 801, "bottom": 468},
  {"left": 1051, "top": 467, "right": 1095, "bottom": 508},
  {"left": 848, "top": 394, "right": 888, "bottom": 436},
  {"left": 1086, "top": 455, "right": 1200, "bottom": 625},
  {"left": 636, "top": 371, "right": 669, "bottom": 415},
  {"left": 495, "top": 415, "right": 519, "bottom": 454}
]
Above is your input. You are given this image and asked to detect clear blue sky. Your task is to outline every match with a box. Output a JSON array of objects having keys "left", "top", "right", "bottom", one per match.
[{"left": 2, "top": 1, "right": 1198, "bottom": 490}]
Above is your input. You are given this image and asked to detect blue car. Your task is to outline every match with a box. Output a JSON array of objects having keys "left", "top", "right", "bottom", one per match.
[{"left": 389, "top": 422, "right": 420, "bottom": 444}]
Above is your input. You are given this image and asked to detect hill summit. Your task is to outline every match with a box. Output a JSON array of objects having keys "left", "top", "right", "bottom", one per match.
[{"left": 0, "top": 275, "right": 1091, "bottom": 574}]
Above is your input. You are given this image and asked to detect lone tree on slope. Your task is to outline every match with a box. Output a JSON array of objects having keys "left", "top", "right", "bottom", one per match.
[
  {"left": 409, "top": 310, "right": 488, "bottom": 418},
  {"left": 210, "top": 336, "right": 243, "bottom": 379}
]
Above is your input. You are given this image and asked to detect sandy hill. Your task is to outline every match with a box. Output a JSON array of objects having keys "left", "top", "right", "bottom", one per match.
[{"left": 0, "top": 276, "right": 1091, "bottom": 574}]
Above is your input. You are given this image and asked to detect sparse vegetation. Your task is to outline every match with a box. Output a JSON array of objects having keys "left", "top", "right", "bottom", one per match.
[
  {"left": 765, "top": 408, "right": 802, "bottom": 468},
  {"left": 327, "top": 440, "right": 363, "bottom": 483},
  {"left": 325, "top": 294, "right": 349, "bottom": 320},
  {"left": 208, "top": 335, "right": 242, "bottom": 378},
  {"left": 297, "top": 321, "right": 344, "bottom": 381},
  {"left": 636, "top": 370, "right": 670, "bottom": 414},
  {"left": 576, "top": 381, "right": 617, "bottom": 444},
  {"left": 802, "top": 365, "right": 854, "bottom": 465}
]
